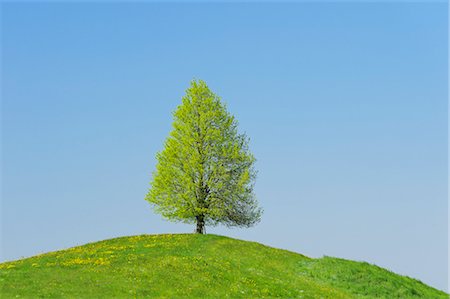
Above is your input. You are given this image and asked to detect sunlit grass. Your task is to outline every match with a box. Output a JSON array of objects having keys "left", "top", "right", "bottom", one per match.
[{"left": 0, "top": 234, "right": 447, "bottom": 298}]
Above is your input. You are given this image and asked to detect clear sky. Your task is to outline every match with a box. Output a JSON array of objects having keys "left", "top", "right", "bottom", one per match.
[{"left": 1, "top": 1, "right": 447, "bottom": 292}]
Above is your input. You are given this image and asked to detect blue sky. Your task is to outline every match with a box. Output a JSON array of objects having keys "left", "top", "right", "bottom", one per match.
[{"left": 1, "top": 2, "right": 447, "bottom": 291}]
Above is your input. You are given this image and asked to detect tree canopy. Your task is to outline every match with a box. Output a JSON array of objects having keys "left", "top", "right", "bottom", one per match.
[{"left": 145, "top": 80, "right": 262, "bottom": 233}]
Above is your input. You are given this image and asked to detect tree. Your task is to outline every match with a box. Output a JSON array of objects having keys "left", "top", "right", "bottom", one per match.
[{"left": 145, "top": 80, "right": 262, "bottom": 234}]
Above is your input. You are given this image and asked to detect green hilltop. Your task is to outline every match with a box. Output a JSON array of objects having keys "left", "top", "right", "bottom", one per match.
[{"left": 0, "top": 234, "right": 447, "bottom": 298}]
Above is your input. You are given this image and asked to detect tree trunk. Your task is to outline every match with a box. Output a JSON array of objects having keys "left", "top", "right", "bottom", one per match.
[{"left": 195, "top": 215, "right": 205, "bottom": 234}]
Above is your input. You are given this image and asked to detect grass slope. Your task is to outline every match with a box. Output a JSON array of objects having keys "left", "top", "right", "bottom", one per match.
[{"left": 0, "top": 234, "right": 447, "bottom": 298}]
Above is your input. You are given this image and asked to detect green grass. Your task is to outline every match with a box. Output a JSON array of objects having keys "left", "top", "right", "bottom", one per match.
[{"left": 0, "top": 234, "right": 447, "bottom": 298}]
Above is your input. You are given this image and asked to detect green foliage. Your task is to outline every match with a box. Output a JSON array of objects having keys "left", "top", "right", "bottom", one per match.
[
  {"left": 146, "top": 80, "right": 261, "bottom": 232},
  {"left": 1, "top": 234, "right": 447, "bottom": 298}
]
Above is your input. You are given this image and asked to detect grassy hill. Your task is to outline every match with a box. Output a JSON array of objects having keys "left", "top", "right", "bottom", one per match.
[{"left": 0, "top": 234, "right": 447, "bottom": 298}]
